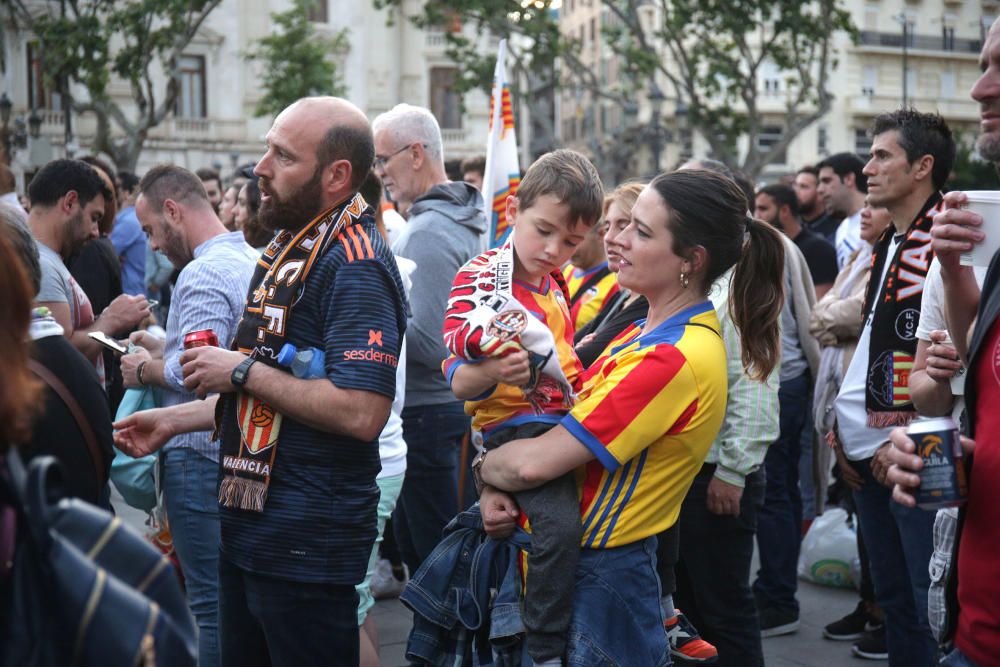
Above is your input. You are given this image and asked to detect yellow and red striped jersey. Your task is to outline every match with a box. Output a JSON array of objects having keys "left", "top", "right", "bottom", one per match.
[
  {"left": 563, "top": 262, "right": 620, "bottom": 331},
  {"left": 444, "top": 274, "right": 583, "bottom": 433},
  {"left": 561, "top": 302, "right": 727, "bottom": 548}
]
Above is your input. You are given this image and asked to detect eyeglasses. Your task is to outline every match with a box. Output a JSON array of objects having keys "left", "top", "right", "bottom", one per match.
[{"left": 374, "top": 143, "right": 425, "bottom": 170}]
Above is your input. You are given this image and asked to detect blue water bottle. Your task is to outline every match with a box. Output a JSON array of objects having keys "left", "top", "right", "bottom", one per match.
[{"left": 276, "top": 343, "right": 326, "bottom": 379}]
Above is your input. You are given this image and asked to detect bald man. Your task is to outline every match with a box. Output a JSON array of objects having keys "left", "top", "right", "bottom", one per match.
[{"left": 176, "top": 97, "right": 408, "bottom": 665}]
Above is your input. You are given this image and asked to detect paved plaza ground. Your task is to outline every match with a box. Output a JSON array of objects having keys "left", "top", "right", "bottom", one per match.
[
  {"left": 371, "top": 572, "right": 867, "bottom": 667},
  {"left": 114, "top": 490, "right": 875, "bottom": 666}
]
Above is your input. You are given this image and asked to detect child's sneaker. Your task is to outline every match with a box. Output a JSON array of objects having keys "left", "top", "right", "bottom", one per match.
[{"left": 664, "top": 610, "right": 719, "bottom": 664}]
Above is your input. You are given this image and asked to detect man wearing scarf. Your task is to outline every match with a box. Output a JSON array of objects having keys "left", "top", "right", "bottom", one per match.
[
  {"left": 180, "top": 97, "right": 408, "bottom": 666},
  {"left": 833, "top": 109, "right": 955, "bottom": 667}
]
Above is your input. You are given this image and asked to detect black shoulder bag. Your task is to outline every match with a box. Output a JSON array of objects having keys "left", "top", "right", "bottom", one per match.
[{"left": 0, "top": 448, "right": 196, "bottom": 667}]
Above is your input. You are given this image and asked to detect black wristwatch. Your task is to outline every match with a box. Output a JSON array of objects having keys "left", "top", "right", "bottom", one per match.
[{"left": 231, "top": 357, "right": 256, "bottom": 388}]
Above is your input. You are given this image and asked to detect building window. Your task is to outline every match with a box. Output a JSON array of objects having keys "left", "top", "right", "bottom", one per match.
[
  {"left": 175, "top": 55, "right": 206, "bottom": 118},
  {"left": 27, "top": 42, "right": 62, "bottom": 111},
  {"left": 429, "top": 67, "right": 462, "bottom": 130},
  {"left": 942, "top": 26, "right": 955, "bottom": 51},
  {"left": 855, "top": 127, "right": 870, "bottom": 159},
  {"left": 756, "top": 125, "right": 786, "bottom": 164},
  {"left": 307, "top": 0, "right": 328, "bottom": 23},
  {"left": 862, "top": 65, "right": 877, "bottom": 97},
  {"left": 817, "top": 125, "right": 829, "bottom": 156},
  {"left": 940, "top": 71, "right": 956, "bottom": 99}
]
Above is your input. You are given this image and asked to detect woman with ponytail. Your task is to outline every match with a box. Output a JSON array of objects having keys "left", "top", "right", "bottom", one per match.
[{"left": 474, "top": 169, "right": 784, "bottom": 665}]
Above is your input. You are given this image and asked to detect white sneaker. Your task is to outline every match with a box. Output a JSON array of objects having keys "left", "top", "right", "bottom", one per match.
[{"left": 371, "top": 558, "right": 408, "bottom": 600}]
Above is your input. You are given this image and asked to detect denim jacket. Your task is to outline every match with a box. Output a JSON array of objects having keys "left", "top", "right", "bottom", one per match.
[{"left": 400, "top": 504, "right": 530, "bottom": 666}]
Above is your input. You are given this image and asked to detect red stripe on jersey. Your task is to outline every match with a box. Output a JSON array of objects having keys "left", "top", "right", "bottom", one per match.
[
  {"left": 580, "top": 346, "right": 686, "bottom": 436},
  {"left": 579, "top": 459, "right": 606, "bottom": 517},
  {"left": 666, "top": 399, "right": 698, "bottom": 435}
]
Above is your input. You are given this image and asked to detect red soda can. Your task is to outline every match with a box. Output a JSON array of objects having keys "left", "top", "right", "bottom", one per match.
[{"left": 183, "top": 329, "right": 219, "bottom": 349}]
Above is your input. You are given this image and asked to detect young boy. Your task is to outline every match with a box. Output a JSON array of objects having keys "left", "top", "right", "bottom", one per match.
[{"left": 442, "top": 149, "right": 604, "bottom": 666}]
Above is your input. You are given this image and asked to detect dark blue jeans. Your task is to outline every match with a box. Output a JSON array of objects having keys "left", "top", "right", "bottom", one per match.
[
  {"left": 851, "top": 457, "right": 937, "bottom": 667},
  {"left": 163, "top": 447, "right": 220, "bottom": 667},
  {"left": 677, "top": 467, "right": 766, "bottom": 667},
  {"left": 218, "top": 556, "right": 359, "bottom": 666},
  {"left": 393, "top": 401, "right": 470, "bottom": 572},
  {"left": 753, "top": 371, "right": 809, "bottom": 614},
  {"left": 566, "top": 537, "right": 670, "bottom": 667}
]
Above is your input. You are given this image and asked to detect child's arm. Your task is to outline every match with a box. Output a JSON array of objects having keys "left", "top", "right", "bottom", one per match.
[{"left": 449, "top": 350, "right": 531, "bottom": 400}]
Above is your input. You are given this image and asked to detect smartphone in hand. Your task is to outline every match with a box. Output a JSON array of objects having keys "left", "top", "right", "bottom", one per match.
[{"left": 88, "top": 331, "right": 128, "bottom": 355}]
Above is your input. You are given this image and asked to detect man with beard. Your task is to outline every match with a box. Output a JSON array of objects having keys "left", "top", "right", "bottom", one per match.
[
  {"left": 887, "top": 18, "right": 1000, "bottom": 666},
  {"left": 794, "top": 166, "right": 840, "bottom": 244},
  {"left": 833, "top": 109, "right": 955, "bottom": 666},
  {"left": 122, "top": 97, "right": 408, "bottom": 665},
  {"left": 372, "top": 103, "right": 487, "bottom": 573},
  {"left": 118, "top": 165, "right": 259, "bottom": 667},
  {"left": 29, "top": 159, "right": 149, "bottom": 378}
]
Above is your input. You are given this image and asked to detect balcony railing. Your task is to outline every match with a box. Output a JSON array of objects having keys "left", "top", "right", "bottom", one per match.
[{"left": 858, "top": 30, "right": 980, "bottom": 54}]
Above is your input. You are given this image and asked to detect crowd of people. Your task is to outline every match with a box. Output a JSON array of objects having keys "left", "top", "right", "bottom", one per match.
[{"left": 3, "top": 18, "right": 1000, "bottom": 667}]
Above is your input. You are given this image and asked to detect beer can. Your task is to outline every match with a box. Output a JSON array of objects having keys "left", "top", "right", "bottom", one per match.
[
  {"left": 908, "top": 416, "right": 968, "bottom": 510},
  {"left": 183, "top": 329, "right": 219, "bottom": 349}
]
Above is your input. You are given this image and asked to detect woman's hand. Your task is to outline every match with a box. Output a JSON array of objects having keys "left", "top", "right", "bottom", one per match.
[{"left": 480, "top": 486, "right": 520, "bottom": 538}]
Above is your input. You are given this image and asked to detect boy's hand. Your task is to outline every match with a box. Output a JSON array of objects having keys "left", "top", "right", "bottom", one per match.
[{"left": 482, "top": 349, "right": 531, "bottom": 387}]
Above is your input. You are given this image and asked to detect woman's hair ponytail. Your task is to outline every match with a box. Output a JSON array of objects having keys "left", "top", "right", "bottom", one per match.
[{"left": 729, "top": 216, "right": 784, "bottom": 380}]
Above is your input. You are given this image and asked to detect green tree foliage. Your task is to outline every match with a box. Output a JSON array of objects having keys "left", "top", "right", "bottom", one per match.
[
  {"left": 373, "top": 0, "right": 566, "bottom": 154},
  {"left": 244, "top": 0, "right": 348, "bottom": 119},
  {"left": 947, "top": 135, "right": 1000, "bottom": 191},
  {"left": 377, "top": 0, "right": 857, "bottom": 178},
  {"left": 9, "top": 0, "right": 223, "bottom": 170}
]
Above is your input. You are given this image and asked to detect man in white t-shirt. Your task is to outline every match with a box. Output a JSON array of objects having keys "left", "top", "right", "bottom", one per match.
[
  {"left": 817, "top": 153, "right": 868, "bottom": 270},
  {"left": 833, "top": 109, "right": 955, "bottom": 666}
]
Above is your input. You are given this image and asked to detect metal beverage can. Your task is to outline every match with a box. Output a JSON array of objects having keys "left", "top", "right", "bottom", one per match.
[
  {"left": 908, "top": 416, "right": 968, "bottom": 510},
  {"left": 183, "top": 329, "right": 219, "bottom": 349}
]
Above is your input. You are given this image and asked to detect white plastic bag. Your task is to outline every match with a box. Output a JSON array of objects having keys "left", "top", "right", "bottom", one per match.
[{"left": 797, "top": 507, "right": 861, "bottom": 589}]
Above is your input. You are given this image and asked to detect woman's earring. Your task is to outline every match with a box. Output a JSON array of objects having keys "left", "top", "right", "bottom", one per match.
[{"left": 680, "top": 271, "right": 689, "bottom": 288}]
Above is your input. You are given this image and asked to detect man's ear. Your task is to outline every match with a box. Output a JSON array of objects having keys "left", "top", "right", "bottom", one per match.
[
  {"left": 61, "top": 190, "right": 79, "bottom": 215},
  {"left": 912, "top": 155, "right": 935, "bottom": 184},
  {"left": 163, "top": 198, "right": 181, "bottom": 224},
  {"left": 325, "top": 159, "right": 352, "bottom": 194},
  {"left": 410, "top": 143, "right": 427, "bottom": 172}
]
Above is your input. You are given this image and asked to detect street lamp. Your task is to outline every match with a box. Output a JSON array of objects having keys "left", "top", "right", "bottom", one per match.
[
  {"left": 647, "top": 81, "right": 666, "bottom": 175},
  {"left": 893, "top": 13, "right": 911, "bottom": 107},
  {"left": 0, "top": 93, "right": 33, "bottom": 165}
]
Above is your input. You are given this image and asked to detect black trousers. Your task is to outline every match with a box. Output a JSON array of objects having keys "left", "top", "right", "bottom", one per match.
[{"left": 674, "top": 466, "right": 766, "bottom": 667}]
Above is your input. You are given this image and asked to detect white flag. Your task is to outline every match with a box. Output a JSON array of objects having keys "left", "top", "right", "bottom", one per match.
[{"left": 482, "top": 39, "right": 521, "bottom": 248}]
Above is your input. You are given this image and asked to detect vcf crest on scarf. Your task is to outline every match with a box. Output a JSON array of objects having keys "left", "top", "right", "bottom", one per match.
[
  {"left": 444, "top": 238, "right": 576, "bottom": 414},
  {"left": 218, "top": 193, "right": 369, "bottom": 513}
]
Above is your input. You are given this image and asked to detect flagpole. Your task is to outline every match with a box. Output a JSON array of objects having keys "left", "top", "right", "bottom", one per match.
[{"left": 482, "top": 39, "right": 507, "bottom": 237}]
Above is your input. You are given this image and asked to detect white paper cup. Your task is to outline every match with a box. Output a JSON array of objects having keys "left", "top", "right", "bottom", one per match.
[{"left": 960, "top": 191, "right": 1000, "bottom": 267}]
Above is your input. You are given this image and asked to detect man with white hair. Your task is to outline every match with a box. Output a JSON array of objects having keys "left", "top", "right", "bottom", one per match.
[{"left": 373, "top": 103, "right": 488, "bottom": 572}]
